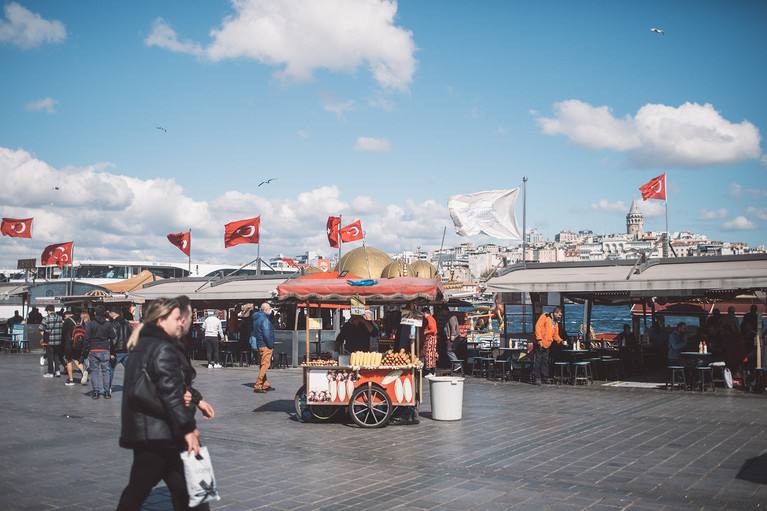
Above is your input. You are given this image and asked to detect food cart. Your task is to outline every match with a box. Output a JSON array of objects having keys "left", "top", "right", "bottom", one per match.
[{"left": 276, "top": 277, "right": 446, "bottom": 428}]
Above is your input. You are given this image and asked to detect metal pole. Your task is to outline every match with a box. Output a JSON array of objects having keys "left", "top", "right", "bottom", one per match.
[{"left": 522, "top": 177, "right": 527, "bottom": 265}]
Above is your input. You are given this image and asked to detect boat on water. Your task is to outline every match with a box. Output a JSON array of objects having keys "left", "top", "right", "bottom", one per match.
[{"left": 1, "top": 258, "right": 299, "bottom": 285}]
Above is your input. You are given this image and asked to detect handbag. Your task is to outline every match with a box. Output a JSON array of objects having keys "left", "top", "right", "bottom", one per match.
[
  {"left": 180, "top": 446, "right": 221, "bottom": 507},
  {"left": 126, "top": 367, "right": 165, "bottom": 417}
]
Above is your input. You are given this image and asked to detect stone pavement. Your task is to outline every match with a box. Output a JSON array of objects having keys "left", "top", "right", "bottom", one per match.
[{"left": 1, "top": 352, "right": 766, "bottom": 511}]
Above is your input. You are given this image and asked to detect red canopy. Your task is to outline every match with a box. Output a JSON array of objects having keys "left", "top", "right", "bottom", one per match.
[{"left": 277, "top": 277, "right": 445, "bottom": 304}]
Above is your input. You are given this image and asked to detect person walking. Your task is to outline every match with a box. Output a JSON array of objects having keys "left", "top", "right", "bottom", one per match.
[
  {"left": 84, "top": 305, "right": 116, "bottom": 399},
  {"left": 117, "top": 297, "right": 214, "bottom": 511},
  {"left": 62, "top": 308, "right": 86, "bottom": 386},
  {"left": 108, "top": 307, "right": 134, "bottom": 393},
  {"left": 444, "top": 309, "right": 462, "bottom": 372},
  {"left": 250, "top": 303, "right": 276, "bottom": 393},
  {"left": 533, "top": 306, "right": 564, "bottom": 385},
  {"left": 39, "top": 305, "right": 63, "bottom": 378},
  {"left": 202, "top": 311, "right": 223, "bottom": 369}
]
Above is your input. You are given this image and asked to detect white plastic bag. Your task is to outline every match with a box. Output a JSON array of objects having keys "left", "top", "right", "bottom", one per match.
[{"left": 180, "top": 446, "right": 221, "bottom": 507}]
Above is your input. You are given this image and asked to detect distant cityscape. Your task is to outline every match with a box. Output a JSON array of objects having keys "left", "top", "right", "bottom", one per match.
[{"left": 274, "top": 198, "right": 766, "bottom": 283}]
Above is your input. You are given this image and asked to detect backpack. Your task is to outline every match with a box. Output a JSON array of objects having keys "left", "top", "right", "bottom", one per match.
[{"left": 71, "top": 320, "right": 86, "bottom": 351}]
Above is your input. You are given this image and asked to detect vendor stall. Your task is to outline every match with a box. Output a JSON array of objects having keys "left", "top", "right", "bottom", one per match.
[{"left": 277, "top": 277, "right": 445, "bottom": 428}]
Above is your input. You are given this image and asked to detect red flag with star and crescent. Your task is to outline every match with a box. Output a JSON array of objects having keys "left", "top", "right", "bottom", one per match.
[
  {"left": 41, "top": 241, "right": 73, "bottom": 267},
  {"left": 327, "top": 216, "right": 340, "bottom": 248},
  {"left": 339, "top": 220, "right": 364, "bottom": 242},
  {"left": 1, "top": 217, "right": 33, "bottom": 238},
  {"left": 224, "top": 217, "right": 260, "bottom": 248},
  {"left": 639, "top": 174, "right": 666, "bottom": 201},
  {"left": 167, "top": 231, "right": 191, "bottom": 256}
]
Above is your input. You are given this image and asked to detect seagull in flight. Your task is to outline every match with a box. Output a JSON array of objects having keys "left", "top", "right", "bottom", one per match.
[
  {"left": 258, "top": 178, "right": 277, "bottom": 187},
  {"left": 650, "top": 28, "right": 664, "bottom": 35},
  {"left": 156, "top": 126, "right": 166, "bottom": 132}
]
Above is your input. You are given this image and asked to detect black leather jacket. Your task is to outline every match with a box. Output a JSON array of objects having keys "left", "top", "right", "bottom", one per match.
[{"left": 119, "top": 323, "right": 202, "bottom": 451}]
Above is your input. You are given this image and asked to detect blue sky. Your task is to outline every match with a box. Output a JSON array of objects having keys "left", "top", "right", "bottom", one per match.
[{"left": 1, "top": 0, "right": 765, "bottom": 268}]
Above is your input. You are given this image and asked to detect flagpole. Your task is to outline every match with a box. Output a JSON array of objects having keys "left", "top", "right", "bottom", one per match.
[
  {"left": 337, "top": 215, "right": 342, "bottom": 276},
  {"left": 664, "top": 174, "right": 669, "bottom": 257},
  {"left": 522, "top": 176, "right": 527, "bottom": 266},
  {"left": 188, "top": 229, "right": 192, "bottom": 274},
  {"left": 68, "top": 243, "right": 75, "bottom": 296},
  {"left": 362, "top": 236, "right": 371, "bottom": 278}
]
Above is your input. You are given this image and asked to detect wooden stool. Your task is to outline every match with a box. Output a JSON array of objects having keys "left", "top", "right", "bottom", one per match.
[
  {"left": 602, "top": 358, "right": 621, "bottom": 381},
  {"left": 494, "top": 359, "right": 511, "bottom": 381},
  {"left": 553, "top": 362, "right": 571, "bottom": 385},
  {"left": 572, "top": 361, "right": 593, "bottom": 385},
  {"left": 666, "top": 366, "right": 686, "bottom": 391},
  {"left": 223, "top": 349, "right": 235, "bottom": 367},
  {"left": 709, "top": 361, "right": 726, "bottom": 387},
  {"left": 276, "top": 352, "right": 289, "bottom": 369},
  {"left": 238, "top": 349, "right": 251, "bottom": 367},
  {"left": 693, "top": 366, "right": 715, "bottom": 392}
]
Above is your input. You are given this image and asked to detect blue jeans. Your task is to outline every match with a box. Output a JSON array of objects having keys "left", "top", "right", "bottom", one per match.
[
  {"left": 89, "top": 351, "right": 111, "bottom": 394},
  {"left": 109, "top": 352, "right": 129, "bottom": 390}
]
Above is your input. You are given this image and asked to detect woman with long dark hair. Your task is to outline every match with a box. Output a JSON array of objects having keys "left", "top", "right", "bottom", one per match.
[{"left": 117, "top": 297, "right": 214, "bottom": 511}]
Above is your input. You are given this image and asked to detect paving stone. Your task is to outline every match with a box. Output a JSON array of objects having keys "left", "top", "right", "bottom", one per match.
[{"left": 2, "top": 353, "right": 767, "bottom": 510}]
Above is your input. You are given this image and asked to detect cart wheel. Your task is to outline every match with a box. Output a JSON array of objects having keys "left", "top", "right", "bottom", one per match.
[
  {"left": 294, "top": 386, "right": 313, "bottom": 423},
  {"left": 310, "top": 405, "right": 341, "bottom": 421},
  {"left": 348, "top": 383, "right": 392, "bottom": 428}
]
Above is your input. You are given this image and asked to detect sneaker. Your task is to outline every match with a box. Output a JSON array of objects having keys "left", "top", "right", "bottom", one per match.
[
  {"left": 91, "top": 392, "right": 100, "bottom": 400},
  {"left": 65, "top": 379, "right": 75, "bottom": 386},
  {"left": 104, "top": 391, "right": 112, "bottom": 399},
  {"left": 213, "top": 364, "right": 223, "bottom": 368},
  {"left": 535, "top": 379, "right": 542, "bottom": 386},
  {"left": 43, "top": 373, "right": 54, "bottom": 378},
  {"left": 40, "top": 355, "right": 46, "bottom": 366},
  {"left": 55, "top": 371, "right": 61, "bottom": 377},
  {"left": 208, "top": 364, "right": 214, "bottom": 369},
  {"left": 81, "top": 370, "right": 88, "bottom": 385}
]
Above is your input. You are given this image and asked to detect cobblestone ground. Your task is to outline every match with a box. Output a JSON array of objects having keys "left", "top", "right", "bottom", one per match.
[{"left": 1, "top": 353, "right": 765, "bottom": 510}]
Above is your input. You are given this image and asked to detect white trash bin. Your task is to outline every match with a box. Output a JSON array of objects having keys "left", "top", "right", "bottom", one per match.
[{"left": 426, "top": 375, "right": 465, "bottom": 421}]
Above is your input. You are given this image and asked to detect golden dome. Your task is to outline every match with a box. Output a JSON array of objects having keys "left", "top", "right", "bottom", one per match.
[
  {"left": 301, "top": 266, "right": 322, "bottom": 275},
  {"left": 411, "top": 260, "right": 438, "bottom": 279},
  {"left": 334, "top": 246, "right": 393, "bottom": 279},
  {"left": 381, "top": 260, "right": 416, "bottom": 278}
]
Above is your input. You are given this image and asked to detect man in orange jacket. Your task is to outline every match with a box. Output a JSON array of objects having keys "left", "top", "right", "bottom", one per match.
[{"left": 533, "top": 306, "right": 564, "bottom": 385}]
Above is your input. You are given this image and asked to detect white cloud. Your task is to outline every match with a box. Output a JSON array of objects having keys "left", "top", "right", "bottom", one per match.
[
  {"left": 700, "top": 208, "right": 728, "bottom": 221},
  {"left": 355, "top": 136, "right": 390, "bottom": 152},
  {"left": 320, "top": 89, "right": 355, "bottom": 120},
  {"left": 0, "top": 146, "right": 458, "bottom": 267},
  {"left": 745, "top": 206, "right": 767, "bottom": 221},
  {"left": 589, "top": 199, "right": 627, "bottom": 213},
  {"left": 144, "top": 18, "right": 203, "bottom": 56},
  {"left": 0, "top": 2, "right": 65, "bottom": 49},
  {"left": 296, "top": 129, "right": 310, "bottom": 139},
  {"left": 536, "top": 100, "right": 763, "bottom": 168},
  {"left": 722, "top": 216, "right": 757, "bottom": 231},
  {"left": 25, "top": 97, "right": 58, "bottom": 113},
  {"left": 636, "top": 200, "right": 666, "bottom": 218},
  {"left": 729, "top": 182, "right": 767, "bottom": 200},
  {"left": 147, "top": 0, "right": 417, "bottom": 92}
]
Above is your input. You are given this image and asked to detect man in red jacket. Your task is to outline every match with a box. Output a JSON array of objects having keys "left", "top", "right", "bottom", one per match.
[{"left": 533, "top": 306, "right": 563, "bottom": 385}]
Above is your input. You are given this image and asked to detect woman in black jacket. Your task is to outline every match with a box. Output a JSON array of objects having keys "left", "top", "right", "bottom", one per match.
[{"left": 117, "top": 297, "right": 214, "bottom": 511}]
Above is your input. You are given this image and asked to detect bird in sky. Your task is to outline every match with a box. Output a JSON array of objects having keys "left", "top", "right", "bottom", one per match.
[
  {"left": 156, "top": 126, "right": 166, "bottom": 132},
  {"left": 258, "top": 178, "right": 277, "bottom": 187},
  {"left": 650, "top": 28, "right": 664, "bottom": 35}
]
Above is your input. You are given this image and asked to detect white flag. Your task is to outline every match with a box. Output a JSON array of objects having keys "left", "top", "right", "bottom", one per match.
[{"left": 447, "top": 188, "right": 522, "bottom": 240}]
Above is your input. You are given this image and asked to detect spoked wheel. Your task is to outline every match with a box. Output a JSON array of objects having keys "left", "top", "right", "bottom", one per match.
[
  {"left": 294, "top": 386, "right": 313, "bottom": 423},
  {"left": 310, "top": 405, "right": 341, "bottom": 421},
  {"left": 348, "top": 383, "right": 392, "bottom": 428}
]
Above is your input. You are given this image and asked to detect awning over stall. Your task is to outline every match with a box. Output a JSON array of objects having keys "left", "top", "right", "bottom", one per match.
[
  {"left": 486, "top": 254, "right": 767, "bottom": 304},
  {"left": 127, "top": 275, "right": 287, "bottom": 304},
  {"left": 277, "top": 277, "right": 445, "bottom": 304}
]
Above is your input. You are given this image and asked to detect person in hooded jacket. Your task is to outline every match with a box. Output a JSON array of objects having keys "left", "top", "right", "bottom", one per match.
[
  {"left": 117, "top": 297, "right": 214, "bottom": 511},
  {"left": 108, "top": 307, "right": 134, "bottom": 394},
  {"left": 250, "top": 302, "right": 276, "bottom": 393},
  {"left": 83, "top": 305, "right": 116, "bottom": 399}
]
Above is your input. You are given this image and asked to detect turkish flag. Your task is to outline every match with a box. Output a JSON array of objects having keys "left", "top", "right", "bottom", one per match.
[
  {"left": 281, "top": 258, "right": 300, "bottom": 268},
  {"left": 41, "top": 241, "right": 73, "bottom": 267},
  {"left": 167, "top": 231, "right": 191, "bottom": 256},
  {"left": 224, "top": 217, "right": 260, "bottom": 248},
  {"left": 327, "top": 216, "right": 340, "bottom": 248},
  {"left": 1, "top": 217, "right": 33, "bottom": 238},
  {"left": 639, "top": 174, "right": 666, "bottom": 201},
  {"left": 339, "top": 220, "right": 363, "bottom": 242}
]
